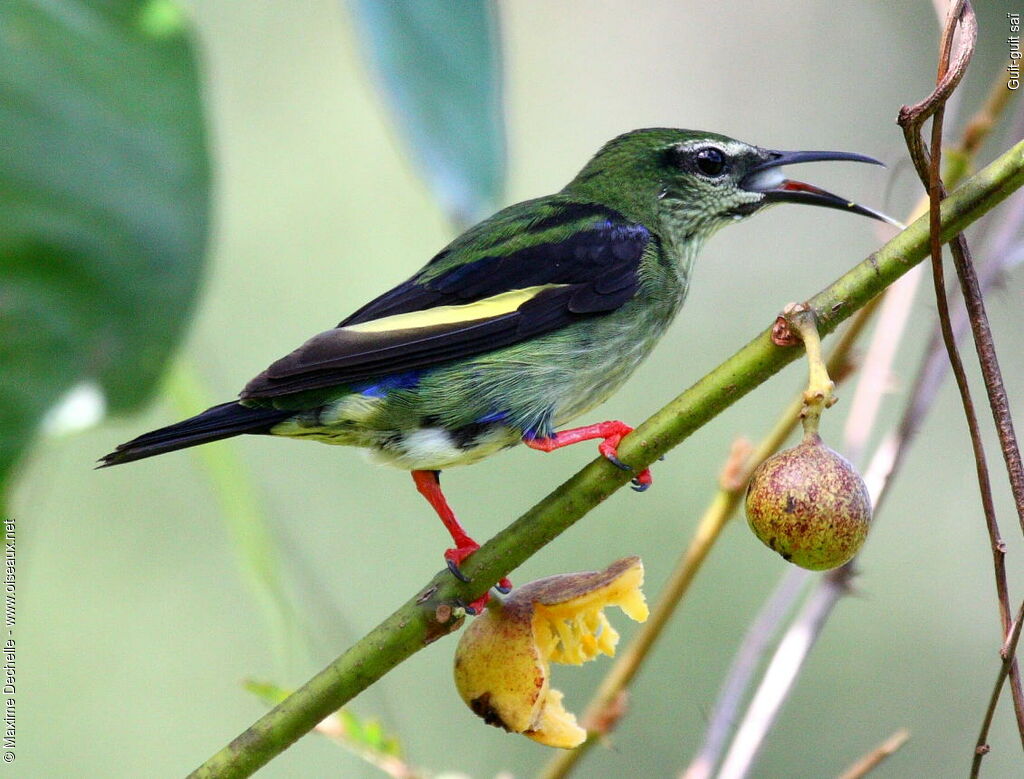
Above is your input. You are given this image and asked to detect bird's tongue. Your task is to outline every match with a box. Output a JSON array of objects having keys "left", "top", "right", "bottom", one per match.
[{"left": 778, "top": 179, "right": 828, "bottom": 195}]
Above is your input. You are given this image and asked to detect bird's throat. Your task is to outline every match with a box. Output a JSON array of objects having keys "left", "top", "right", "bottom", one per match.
[{"left": 657, "top": 201, "right": 711, "bottom": 291}]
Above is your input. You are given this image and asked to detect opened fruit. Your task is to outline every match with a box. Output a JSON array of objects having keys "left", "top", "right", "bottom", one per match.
[{"left": 453, "top": 557, "right": 648, "bottom": 748}]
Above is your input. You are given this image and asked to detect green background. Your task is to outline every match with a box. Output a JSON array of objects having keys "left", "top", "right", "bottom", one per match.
[{"left": 10, "top": 1, "right": 1024, "bottom": 776}]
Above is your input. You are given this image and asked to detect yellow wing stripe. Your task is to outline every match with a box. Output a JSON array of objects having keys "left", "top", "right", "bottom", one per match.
[{"left": 343, "top": 284, "right": 567, "bottom": 334}]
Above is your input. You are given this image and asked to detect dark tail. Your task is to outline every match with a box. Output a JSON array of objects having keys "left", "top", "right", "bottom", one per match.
[{"left": 98, "top": 401, "right": 293, "bottom": 467}]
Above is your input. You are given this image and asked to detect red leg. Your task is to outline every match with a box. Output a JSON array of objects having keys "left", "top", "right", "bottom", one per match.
[
  {"left": 411, "top": 470, "right": 512, "bottom": 613},
  {"left": 523, "top": 420, "right": 653, "bottom": 491}
]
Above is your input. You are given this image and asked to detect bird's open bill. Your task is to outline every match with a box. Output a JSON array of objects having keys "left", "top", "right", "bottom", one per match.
[{"left": 742, "top": 149, "right": 903, "bottom": 228}]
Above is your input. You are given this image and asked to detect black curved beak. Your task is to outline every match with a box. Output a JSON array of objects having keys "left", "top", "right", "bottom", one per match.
[{"left": 741, "top": 149, "right": 900, "bottom": 226}]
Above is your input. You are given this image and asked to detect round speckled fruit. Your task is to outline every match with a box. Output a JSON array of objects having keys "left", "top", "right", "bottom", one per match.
[{"left": 745, "top": 434, "right": 872, "bottom": 570}]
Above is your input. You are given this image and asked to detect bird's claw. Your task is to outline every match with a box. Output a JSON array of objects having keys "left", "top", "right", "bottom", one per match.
[
  {"left": 445, "top": 548, "right": 512, "bottom": 611},
  {"left": 599, "top": 432, "right": 655, "bottom": 491},
  {"left": 462, "top": 595, "right": 488, "bottom": 615},
  {"left": 604, "top": 450, "right": 634, "bottom": 472},
  {"left": 461, "top": 578, "right": 512, "bottom": 614},
  {"left": 630, "top": 465, "right": 654, "bottom": 491},
  {"left": 446, "top": 556, "right": 471, "bottom": 583}
]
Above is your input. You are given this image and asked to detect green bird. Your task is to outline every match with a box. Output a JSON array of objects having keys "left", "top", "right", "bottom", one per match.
[{"left": 101, "top": 128, "right": 892, "bottom": 612}]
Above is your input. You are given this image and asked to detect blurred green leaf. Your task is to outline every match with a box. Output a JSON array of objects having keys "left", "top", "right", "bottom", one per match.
[
  {"left": 0, "top": 0, "right": 210, "bottom": 497},
  {"left": 245, "top": 679, "right": 409, "bottom": 772},
  {"left": 244, "top": 678, "right": 291, "bottom": 707},
  {"left": 349, "top": 0, "right": 505, "bottom": 226},
  {"left": 166, "top": 361, "right": 308, "bottom": 672}
]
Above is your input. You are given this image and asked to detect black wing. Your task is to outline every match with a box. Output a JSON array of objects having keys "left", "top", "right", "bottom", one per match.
[{"left": 241, "top": 201, "right": 650, "bottom": 400}]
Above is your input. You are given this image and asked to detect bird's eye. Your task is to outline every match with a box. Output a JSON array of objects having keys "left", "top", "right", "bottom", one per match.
[{"left": 694, "top": 147, "right": 727, "bottom": 177}]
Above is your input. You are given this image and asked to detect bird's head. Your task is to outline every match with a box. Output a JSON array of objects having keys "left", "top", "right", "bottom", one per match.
[{"left": 566, "top": 128, "right": 895, "bottom": 241}]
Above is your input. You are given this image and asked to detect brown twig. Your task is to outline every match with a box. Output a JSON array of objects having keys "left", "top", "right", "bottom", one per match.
[
  {"left": 972, "top": 599, "right": 1024, "bottom": 777},
  {"left": 898, "top": 0, "right": 1024, "bottom": 762},
  {"left": 947, "top": 211, "right": 1024, "bottom": 542},
  {"left": 838, "top": 728, "right": 911, "bottom": 779},
  {"left": 896, "top": 0, "right": 977, "bottom": 182},
  {"left": 903, "top": 190, "right": 1024, "bottom": 744},
  {"left": 863, "top": 190, "right": 1024, "bottom": 755}
]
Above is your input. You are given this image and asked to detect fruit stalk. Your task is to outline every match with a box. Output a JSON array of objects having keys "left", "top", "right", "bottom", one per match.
[{"left": 780, "top": 303, "right": 835, "bottom": 438}]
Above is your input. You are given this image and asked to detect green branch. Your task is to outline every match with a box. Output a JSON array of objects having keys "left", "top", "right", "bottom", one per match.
[{"left": 188, "top": 139, "right": 1024, "bottom": 779}]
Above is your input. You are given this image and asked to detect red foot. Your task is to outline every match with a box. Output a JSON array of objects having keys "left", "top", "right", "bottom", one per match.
[
  {"left": 412, "top": 470, "right": 512, "bottom": 613},
  {"left": 524, "top": 420, "right": 653, "bottom": 491}
]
